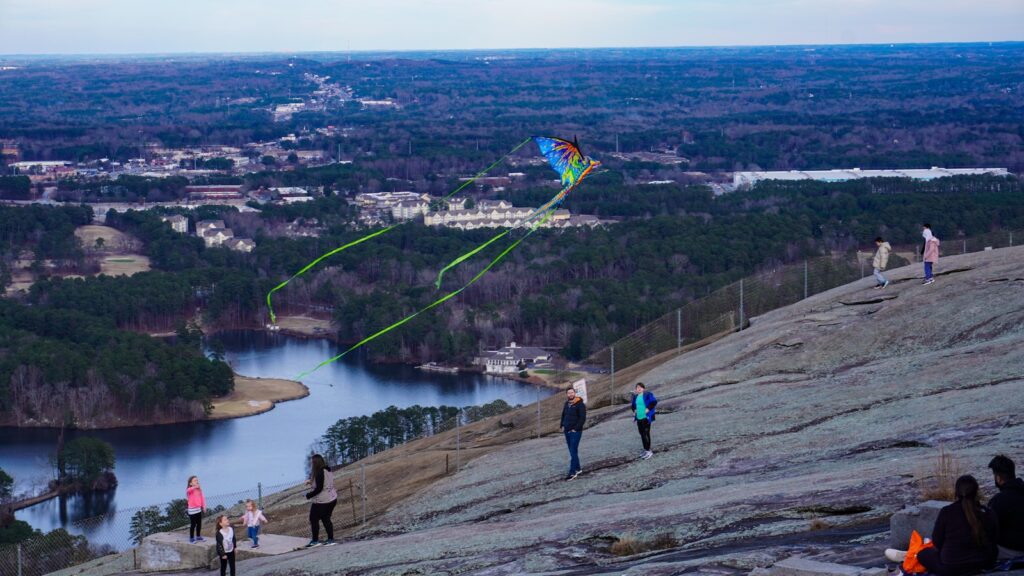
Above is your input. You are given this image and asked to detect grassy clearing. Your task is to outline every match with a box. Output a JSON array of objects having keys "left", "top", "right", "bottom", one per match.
[{"left": 208, "top": 375, "right": 310, "bottom": 420}]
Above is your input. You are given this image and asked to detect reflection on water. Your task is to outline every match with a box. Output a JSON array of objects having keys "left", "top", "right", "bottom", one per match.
[{"left": 1, "top": 330, "right": 545, "bottom": 549}]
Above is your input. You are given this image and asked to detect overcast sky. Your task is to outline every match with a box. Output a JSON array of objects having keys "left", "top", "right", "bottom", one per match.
[{"left": 1, "top": 0, "right": 1022, "bottom": 55}]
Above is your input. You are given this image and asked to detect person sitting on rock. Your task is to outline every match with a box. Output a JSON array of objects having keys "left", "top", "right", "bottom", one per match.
[
  {"left": 886, "top": 475, "right": 1000, "bottom": 575},
  {"left": 988, "top": 455, "right": 1024, "bottom": 560},
  {"left": 916, "top": 475, "right": 998, "bottom": 576}
]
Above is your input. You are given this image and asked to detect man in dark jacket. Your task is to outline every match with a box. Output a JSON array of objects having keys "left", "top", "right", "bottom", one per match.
[
  {"left": 560, "top": 387, "right": 586, "bottom": 481},
  {"left": 630, "top": 382, "right": 658, "bottom": 460},
  {"left": 989, "top": 455, "right": 1024, "bottom": 559}
]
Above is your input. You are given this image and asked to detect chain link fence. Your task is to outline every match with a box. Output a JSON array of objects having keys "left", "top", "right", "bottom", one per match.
[
  {"left": 0, "top": 409, "right": 494, "bottom": 575},
  {"left": 3, "top": 228, "right": 1018, "bottom": 576},
  {"left": 583, "top": 229, "right": 1020, "bottom": 374},
  {"left": 0, "top": 479, "right": 301, "bottom": 576}
]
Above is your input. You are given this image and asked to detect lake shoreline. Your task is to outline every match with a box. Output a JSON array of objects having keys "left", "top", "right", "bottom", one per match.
[
  {"left": 208, "top": 375, "right": 310, "bottom": 420},
  {"left": 257, "top": 316, "right": 567, "bottom": 390},
  {"left": 0, "top": 371, "right": 308, "bottom": 430}
]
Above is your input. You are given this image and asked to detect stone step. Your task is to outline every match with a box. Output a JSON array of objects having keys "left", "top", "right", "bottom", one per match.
[
  {"left": 753, "top": 557, "right": 886, "bottom": 576},
  {"left": 889, "top": 500, "right": 948, "bottom": 548},
  {"left": 139, "top": 531, "right": 310, "bottom": 572}
]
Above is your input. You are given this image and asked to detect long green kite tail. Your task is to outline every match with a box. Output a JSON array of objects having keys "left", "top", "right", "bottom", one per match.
[
  {"left": 265, "top": 137, "right": 532, "bottom": 325},
  {"left": 434, "top": 228, "right": 510, "bottom": 289},
  {"left": 296, "top": 208, "right": 556, "bottom": 379},
  {"left": 265, "top": 224, "right": 397, "bottom": 324},
  {"left": 433, "top": 180, "right": 577, "bottom": 289}
]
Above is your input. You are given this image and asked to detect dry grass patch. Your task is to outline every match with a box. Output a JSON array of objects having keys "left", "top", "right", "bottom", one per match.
[
  {"left": 917, "top": 446, "right": 963, "bottom": 501},
  {"left": 274, "top": 315, "right": 334, "bottom": 336},
  {"left": 609, "top": 532, "right": 678, "bottom": 557},
  {"left": 208, "top": 375, "right": 309, "bottom": 420},
  {"left": 99, "top": 255, "right": 151, "bottom": 276}
]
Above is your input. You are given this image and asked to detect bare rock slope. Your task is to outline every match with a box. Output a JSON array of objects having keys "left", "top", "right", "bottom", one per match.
[{"left": 189, "top": 247, "right": 1024, "bottom": 575}]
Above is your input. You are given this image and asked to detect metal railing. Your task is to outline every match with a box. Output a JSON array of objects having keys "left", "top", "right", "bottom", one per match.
[
  {"left": 4, "top": 228, "right": 1018, "bottom": 576},
  {"left": 584, "top": 229, "right": 1020, "bottom": 375}
]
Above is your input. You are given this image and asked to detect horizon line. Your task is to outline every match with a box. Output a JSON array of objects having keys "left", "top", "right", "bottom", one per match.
[{"left": 2, "top": 39, "right": 1023, "bottom": 60}]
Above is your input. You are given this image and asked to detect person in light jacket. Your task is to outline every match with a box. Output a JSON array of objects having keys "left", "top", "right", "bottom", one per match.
[
  {"left": 304, "top": 453, "right": 338, "bottom": 547},
  {"left": 630, "top": 382, "right": 658, "bottom": 460},
  {"left": 922, "top": 224, "right": 941, "bottom": 285},
  {"left": 872, "top": 237, "right": 892, "bottom": 289}
]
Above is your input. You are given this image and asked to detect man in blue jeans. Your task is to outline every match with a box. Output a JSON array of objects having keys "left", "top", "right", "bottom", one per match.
[{"left": 560, "top": 387, "right": 587, "bottom": 481}]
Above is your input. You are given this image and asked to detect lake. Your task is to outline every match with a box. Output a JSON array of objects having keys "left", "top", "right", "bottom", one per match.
[{"left": 0, "top": 330, "right": 545, "bottom": 548}]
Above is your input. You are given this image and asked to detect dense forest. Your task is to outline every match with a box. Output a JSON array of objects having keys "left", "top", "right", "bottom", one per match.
[
  {"left": 2, "top": 45, "right": 1023, "bottom": 174},
  {"left": 0, "top": 299, "right": 233, "bottom": 427},
  {"left": 2, "top": 46, "right": 1023, "bottom": 430},
  {"left": 5, "top": 175, "right": 1024, "bottom": 374}
]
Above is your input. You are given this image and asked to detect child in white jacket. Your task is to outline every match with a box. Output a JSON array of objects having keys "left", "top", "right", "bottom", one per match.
[{"left": 239, "top": 499, "right": 268, "bottom": 548}]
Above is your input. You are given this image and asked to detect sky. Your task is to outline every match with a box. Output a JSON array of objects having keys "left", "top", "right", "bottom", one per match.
[{"left": 0, "top": 0, "right": 1022, "bottom": 55}]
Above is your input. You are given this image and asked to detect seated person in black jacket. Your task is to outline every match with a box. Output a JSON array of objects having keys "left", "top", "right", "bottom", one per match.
[
  {"left": 988, "top": 455, "right": 1024, "bottom": 559},
  {"left": 917, "top": 475, "right": 998, "bottom": 576}
]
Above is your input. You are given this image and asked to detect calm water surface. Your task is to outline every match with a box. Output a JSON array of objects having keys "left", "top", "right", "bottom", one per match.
[{"left": 0, "top": 330, "right": 543, "bottom": 547}]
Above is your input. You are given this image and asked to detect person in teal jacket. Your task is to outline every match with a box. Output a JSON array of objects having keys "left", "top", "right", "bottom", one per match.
[{"left": 630, "top": 382, "right": 658, "bottom": 460}]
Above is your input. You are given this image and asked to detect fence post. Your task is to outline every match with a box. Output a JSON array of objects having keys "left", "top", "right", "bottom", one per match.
[
  {"left": 456, "top": 411, "right": 461, "bottom": 472},
  {"left": 610, "top": 345, "right": 615, "bottom": 390},
  {"left": 860, "top": 257, "right": 865, "bottom": 278},
  {"left": 360, "top": 462, "right": 366, "bottom": 526},
  {"left": 804, "top": 259, "right": 809, "bottom": 299},
  {"left": 1010, "top": 231, "right": 1014, "bottom": 247},
  {"left": 349, "top": 478, "right": 357, "bottom": 523},
  {"left": 963, "top": 239, "right": 967, "bottom": 254},
  {"left": 676, "top": 308, "right": 682, "bottom": 349},
  {"left": 17, "top": 543, "right": 22, "bottom": 576},
  {"left": 257, "top": 482, "right": 262, "bottom": 509},
  {"left": 738, "top": 279, "right": 745, "bottom": 329},
  {"left": 535, "top": 383, "right": 541, "bottom": 439}
]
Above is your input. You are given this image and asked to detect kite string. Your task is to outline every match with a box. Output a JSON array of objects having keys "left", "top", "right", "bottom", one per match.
[
  {"left": 440, "top": 137, "right": 532, "bottom": 202},
  {"left": 265, "top": 137, "right": 533, "bottom": 324},
  {"left": 266, "top": 225, "right": 397, "bottom": 324},
  {"left": 434, "top": 228, "right": 510, "bottom": 288},
  {"left": 296, "top": 208, "right": 556, "bottom": 379},
  {"left": 433, "top": 178, "right": 577, "bottom": 288}
]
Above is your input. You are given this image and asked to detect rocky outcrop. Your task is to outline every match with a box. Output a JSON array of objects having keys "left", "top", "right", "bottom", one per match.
[{"left": 179, "top": 247, "right": 1024, "bottom": 575}]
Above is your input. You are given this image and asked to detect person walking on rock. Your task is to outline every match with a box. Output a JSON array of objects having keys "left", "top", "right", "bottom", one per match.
[
  {"left": 560, "top": 387, "right": 586, "bottom": 481},
  {"left": 239, "top": 499, "right": 268, "bottom": 549},
  {"left": 304, "top": 453, "right": 338, "bottom": 547},
  {"left": 988, "top": 455, "right": 1024, "bottom": 560},
  {"left": 630, "top": 382, "right": 658, "bottom": 460},
  {"left": 872, "top": 237, "right": 892, "bottom": 289},
  {"left": 922, "top": 224, "right": 941, "bottom": 285}
]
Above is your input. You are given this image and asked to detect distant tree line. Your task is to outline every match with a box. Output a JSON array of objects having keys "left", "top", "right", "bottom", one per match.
[
  {"left": 313, "top": 400, "right": 516, "bottom": 466},
  {"left": 0, "top": 300, "right": 233, "bottom": 427}
]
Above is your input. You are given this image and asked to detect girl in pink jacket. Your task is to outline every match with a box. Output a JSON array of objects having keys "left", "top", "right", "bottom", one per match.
[
  {"left": 186, "top": 475, "right": 207, "bottom": 543},
  {"left": 922, "top": 224, "right": 940, "bottom": 285}
]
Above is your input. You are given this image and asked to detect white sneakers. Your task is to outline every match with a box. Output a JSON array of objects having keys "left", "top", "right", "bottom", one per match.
[
  {"left": 885, "top": 548, "right": 908, "bottom": 563},
  {"left": 641, "top": 451, "right": 653, "bottom": 460}
]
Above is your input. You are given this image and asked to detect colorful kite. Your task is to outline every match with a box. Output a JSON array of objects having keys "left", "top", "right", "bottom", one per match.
[
  {"left": 294, "top": 136, "right": 600, "bottom": 378},
  {"left": 265, "top": 137, "right": 533, "bottom": 325},
  {"left": 433, "top": 136, "right": 600, "bottom": 288}
]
